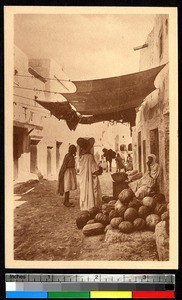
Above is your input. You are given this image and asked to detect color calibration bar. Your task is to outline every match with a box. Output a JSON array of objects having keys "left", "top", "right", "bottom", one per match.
[
  {"left": 5, "top": 274, "right": 175, "bottom": 298},
  {"left": 6, "top": 291, "right": 175, "bottom": 299}
]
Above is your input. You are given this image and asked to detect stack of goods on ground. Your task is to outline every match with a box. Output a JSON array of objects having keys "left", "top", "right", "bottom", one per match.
[{"left": 76, "top": 189, "right": 169, "bottom": 237}]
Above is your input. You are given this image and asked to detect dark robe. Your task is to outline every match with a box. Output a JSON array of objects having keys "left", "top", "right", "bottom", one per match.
[{"left": 57, "top": 153, "right": 75, "bottom": 195}]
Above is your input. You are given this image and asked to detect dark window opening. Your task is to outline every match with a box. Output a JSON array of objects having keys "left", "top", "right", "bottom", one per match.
[{"left": 120, "top": 144, "right": 126, "bottom": 151}]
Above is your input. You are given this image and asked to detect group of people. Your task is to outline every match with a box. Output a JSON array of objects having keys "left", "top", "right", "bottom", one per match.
[
  {"left": 101, "top": 148, "right": 133, "bottom": 173},
  {"left": 57, "top": 138, "right": 102, "bottom": 209},
  {"left": 57, "top": 137, "right": 160, "bottom": 208}
]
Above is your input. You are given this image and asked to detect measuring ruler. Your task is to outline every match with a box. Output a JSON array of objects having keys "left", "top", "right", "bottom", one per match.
[{"left": 5, "top": 273, "right": 175, "bottom": 298}]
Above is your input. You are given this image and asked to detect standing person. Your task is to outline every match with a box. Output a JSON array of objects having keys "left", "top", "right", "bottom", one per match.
[
  {"left": 126, "top": 154, "right": 133, "bottom": 171},
  {"left": 115, "top": 153, "right": 126, "bottom": 172},
  {"left": 77, "top": 138, "right": 102, "bottom": 211},
  {"left": 57, "top": 145, "right": 77, "bottom": 207}
]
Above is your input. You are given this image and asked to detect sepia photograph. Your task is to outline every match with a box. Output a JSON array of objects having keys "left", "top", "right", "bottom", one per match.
[{"left": 5, "top": 6, "right": 178, "bottom": 269}]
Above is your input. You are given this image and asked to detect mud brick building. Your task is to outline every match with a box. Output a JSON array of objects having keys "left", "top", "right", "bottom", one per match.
[
  {"left": 132, "top": 15, "right": 169, "bottom": 200},
  {"left": 13, "top": 46, "right": 73, "bottom": 182}
]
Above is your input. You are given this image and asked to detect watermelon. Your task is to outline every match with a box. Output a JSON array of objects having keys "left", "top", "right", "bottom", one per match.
[
  {"left": 94, "top": 213, "right": 109, "bottom": 225},
  {"left": 154, "top": 203, "right": 167, "bottom": 216},
  {"left": 146, "top": 214, "right": 161, "bottom": 231},
  {"left": 116, "top": 203, "right": 127, "bottom": 217},
  {"left": 102, "top": 203, "right": 115, "bottom": 215},
  {"left": 110, "top": 217, "right": 123, "bottom": 229},
  {"left": 138, "top": 206, "right": 151, "bottom": 218},
  {"left": 119, "top": 221, "right": 133, "bottom": 233},
  {"left": 76, "top": 212, "right": 90, "bottom": 229},
  {"left": 128, "top": 199, "right": 141, "bottom": 210},
  {"left": 87, "top": 219, "right": 95, "bottom": 225},
  {"left": 142, "top": 196, "right": 156, "bottom": 210},
  {"left": 153, "top": 193, "right": 166, "bottom": 204},
  {"left": 88, "top": 207, "right": 100, "bottom": 219},
  {"left": 124, "top": 208, "right": 138, "bottom": 222},
  {"left": 118, "top": 188, "right": 134, "bottom": 204},
  {"left": 83, "top": 223, "right": 105, "bottom": 236},
  {"left": 133, "top": 218, "right": 146, "bottom": 231},
  {"left": 109, "top": 209, "right": 120, "bottom": 222}
]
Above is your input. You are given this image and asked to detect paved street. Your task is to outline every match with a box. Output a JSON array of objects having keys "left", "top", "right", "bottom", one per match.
[{"left": 14, "top": 172, "right": 158, "bottom": 261}]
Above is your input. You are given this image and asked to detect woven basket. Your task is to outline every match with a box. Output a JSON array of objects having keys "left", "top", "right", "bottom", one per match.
[{"left": 111, "top": 172, "right": 128, "bottom": 182}]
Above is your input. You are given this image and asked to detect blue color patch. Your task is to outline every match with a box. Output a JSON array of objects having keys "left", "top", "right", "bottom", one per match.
[{"left": 6, "top": 291, "right": 47, "bottom": 298}]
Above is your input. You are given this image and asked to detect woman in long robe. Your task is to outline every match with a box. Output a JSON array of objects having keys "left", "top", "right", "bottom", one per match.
[{"left": 77, "top": 138, "right": 102, "bottom": 211}]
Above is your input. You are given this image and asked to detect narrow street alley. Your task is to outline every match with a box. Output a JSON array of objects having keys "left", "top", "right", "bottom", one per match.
[{"left": 14, "top": 173, "right": 158, "bottom": 261}]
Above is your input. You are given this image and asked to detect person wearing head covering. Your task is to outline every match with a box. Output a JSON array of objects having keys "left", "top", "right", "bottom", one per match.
[
  {"left": 57, "top": 144, "right": 77, "bottom": 207},
  {"left": 77, "top": 137, "right": 102, "bottom": 211},
  {"left": 126, "top": 154, "right": 133, "bottom": 171},
  {"left": 115, "top": 153, "right": 126, "bottom": 172},
  {"left": 128, "top": 154, "right": 160, "bottom": 199}
]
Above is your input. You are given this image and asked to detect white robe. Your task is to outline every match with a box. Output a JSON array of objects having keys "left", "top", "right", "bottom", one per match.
[{"left": 79, "top": 154, "right": 102, "bottom": 211}]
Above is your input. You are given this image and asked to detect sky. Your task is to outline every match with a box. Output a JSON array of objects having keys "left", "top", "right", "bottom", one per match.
[{"left": 14, "top": 14, "right": 155, "bottom": 81}]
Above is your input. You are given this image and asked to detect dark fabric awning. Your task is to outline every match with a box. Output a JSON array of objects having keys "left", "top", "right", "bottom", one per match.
[
  {"left": 62, "top": 64, "right": 166, "bottom": 115},
  {"left": 36, "top": 64, "right": 166, "bottom": 130},
  {"left": 35, "top": 100, "right": 80, "bottom": 130},
  {"left": 79, "top": 108, "right": 136, "bottom": 127}
]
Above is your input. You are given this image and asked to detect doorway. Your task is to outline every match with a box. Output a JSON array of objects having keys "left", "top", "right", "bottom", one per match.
[
  {"left": 150, "top": 128, "right": 159, "bottom": 162},
  {"left": 30, "top": 141, "right": 38, "bottom": 173},
  {"left": 47, "top": 146, "right": 53, "bottom": 177},
  {"left": 56, "top": 142, "right": 62, "bottom": 173}
]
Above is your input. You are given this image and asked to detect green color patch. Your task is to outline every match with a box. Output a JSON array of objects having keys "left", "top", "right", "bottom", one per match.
[{"left": 48, "top": 291, "right": 90, "bottom": 298}]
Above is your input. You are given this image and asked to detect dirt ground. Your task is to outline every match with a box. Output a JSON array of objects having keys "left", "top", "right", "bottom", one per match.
[{"left": 14, "top": 173, "right": 159, "bottom": 261}]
